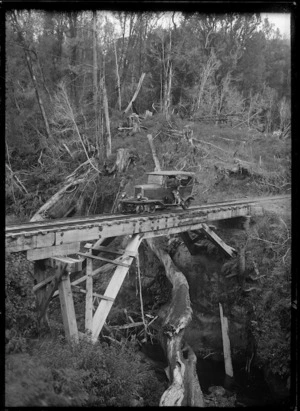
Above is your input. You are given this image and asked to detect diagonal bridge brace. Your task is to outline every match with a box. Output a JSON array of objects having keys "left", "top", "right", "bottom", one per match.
[
  {"left": 90, "top": 234, "right": 143, "bottom": 342},
  {"left": 180, "top": 223, "right": 237, "bottom": 258},
  {"left": 33, "top": 235, "right": 143, "bottom": 343}
]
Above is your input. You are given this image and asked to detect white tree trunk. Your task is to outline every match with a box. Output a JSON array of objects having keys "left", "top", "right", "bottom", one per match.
[
  {"left": 114, "top": 40, "right": 122, "bottom": 111},
  {"left": 101, "top": 77, "right": 111, "bottom": 158}
]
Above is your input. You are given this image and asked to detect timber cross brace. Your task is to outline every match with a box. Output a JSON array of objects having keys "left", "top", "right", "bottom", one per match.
[
  {"left": 5, "top": 195, "right": 289, "bottom": 342},
  {"left": 31, "top": 234, "right": 143, "bottom": 343}
]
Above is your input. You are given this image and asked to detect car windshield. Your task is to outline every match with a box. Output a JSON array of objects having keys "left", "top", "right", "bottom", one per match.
[{"left": 147, "top": 174, "right": 163, "bottom": 184}]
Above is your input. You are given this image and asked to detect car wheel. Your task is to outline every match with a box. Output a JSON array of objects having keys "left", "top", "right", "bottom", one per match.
[
  {"left": 184, "top": 199, "right": 191, "bottom": 209},
  {"left": 136, "top": 205, "right": 144, "bottom": 214},
  {"left": 149, "top": 203, "right": 156, "bottom": 213}
]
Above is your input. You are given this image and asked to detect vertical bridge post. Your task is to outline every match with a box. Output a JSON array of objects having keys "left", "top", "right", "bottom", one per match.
[
  {"left": 58, "top": 266, "right": 79, "bottom": 343},
  {"left": 85, "top": 250, "right": 93, "bottom": 334}
]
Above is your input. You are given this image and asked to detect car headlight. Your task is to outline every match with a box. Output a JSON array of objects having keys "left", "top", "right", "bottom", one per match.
[
  {"left": 137, "top": 193, "right": 142, "bottom": 200},
  {"left": 121, "top": 192, "right": 127, "bottom": 199}
]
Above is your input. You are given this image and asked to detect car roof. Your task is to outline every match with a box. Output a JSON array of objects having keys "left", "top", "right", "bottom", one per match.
[{"left": 147, "top": 171, "right": 195, "bottom": 177}]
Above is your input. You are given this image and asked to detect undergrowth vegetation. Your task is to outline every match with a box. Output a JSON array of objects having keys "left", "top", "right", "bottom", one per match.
[
  {"left": 5, "top": 252, "right": 37, "bottom": 352},
  {"left": 246, "top": 212, "right": 291, "bottom": 377},
  {"left": 216, "top": 211, "right": 291, "bottom": 378},
  {"left": 6, "top": 338, "right": 165, "bottom": 407}
]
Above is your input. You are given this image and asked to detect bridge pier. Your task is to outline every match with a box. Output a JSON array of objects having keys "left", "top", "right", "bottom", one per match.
[{"left": 30, "top": 235, "right": 143, "bottom": 343}]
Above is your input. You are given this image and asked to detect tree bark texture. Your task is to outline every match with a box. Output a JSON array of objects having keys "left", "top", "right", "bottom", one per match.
[{"left": 146, "top": 237, "right": 205, "bottom": 407}]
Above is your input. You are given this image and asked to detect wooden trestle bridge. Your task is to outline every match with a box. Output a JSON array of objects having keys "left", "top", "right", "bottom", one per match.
[{"left": 5, "top": 195, "right": 289, "bottom": 343}]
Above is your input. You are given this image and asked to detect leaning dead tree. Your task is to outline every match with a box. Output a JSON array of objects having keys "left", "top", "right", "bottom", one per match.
[
  {"left": 147, "top": 134, "right": 161, "bottom": 171},
  {"left": 146, "top": 238, "right": 205, "bottom": 407},
  {"left": 124, "top": 72, "right": 145, "bottom": 114}
]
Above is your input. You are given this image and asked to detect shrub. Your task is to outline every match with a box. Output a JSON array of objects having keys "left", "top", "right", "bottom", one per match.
[
  {"left": 246, "top": 213, "right": 291, "bottom": 377},
  {"left": 5, "top": 252, "right": 37, "bottom": 346},
  {"left": 22, "top": 337, "right": 165, "bottom": 406},
  {"left": 5, "top": 353, "right": 75, "bottom": 406}
]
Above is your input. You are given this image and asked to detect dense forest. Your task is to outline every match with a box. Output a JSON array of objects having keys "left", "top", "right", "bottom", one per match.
[
  {"left": 5, "top": 10, "right": 290, "bottom": 219},
  {"left": 5, "top": 9, "right": 292, "bottom": 408}
]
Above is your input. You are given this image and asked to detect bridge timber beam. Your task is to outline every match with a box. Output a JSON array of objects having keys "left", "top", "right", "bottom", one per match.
[{"left": 6, "top": 202, "right": 263, "bottom": 257}]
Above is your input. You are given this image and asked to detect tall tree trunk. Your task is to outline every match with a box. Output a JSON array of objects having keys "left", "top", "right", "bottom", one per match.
[
  {"left": 114, "top": 40, "right": 122, "bottom": 111},
  {"left": 69, "top": 12, "right": 79, "bottom": 109},
  {"left": 162, "top": 33, "right": 172, "bottom": 121},
  {"left": 166, "top": 63, "right": 172, "bottom": 121},
  {"left": 93, "top": 11, "right": 99, "bottom": 151},
  {"left": 101, "top": 76, "right": 111, "bottom": 158},
  {"left": 11, "top": 12, "right": 52, "bottom": 142}
]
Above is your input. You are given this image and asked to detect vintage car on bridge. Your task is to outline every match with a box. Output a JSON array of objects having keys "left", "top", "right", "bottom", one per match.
[{"left": 117, "top": 170, "right": 195, "bottom": 213}]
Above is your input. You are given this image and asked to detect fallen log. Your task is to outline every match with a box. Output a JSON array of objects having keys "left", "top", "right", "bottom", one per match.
[
  {"left": 30, "top": 178, "right": 86, "bottom": 221},
  {"left": 146, "top": 237, "right": 205, "bottom": 406}
]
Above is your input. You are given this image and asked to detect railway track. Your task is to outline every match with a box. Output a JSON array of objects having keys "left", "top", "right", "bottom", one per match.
[{"left": 6, "top": 194, "right": 290, "bottom": 238}]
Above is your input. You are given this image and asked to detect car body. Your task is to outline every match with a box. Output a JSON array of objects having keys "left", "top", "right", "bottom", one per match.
[{"left": 117, "top": 170, "right": 195, "bottom": 213}]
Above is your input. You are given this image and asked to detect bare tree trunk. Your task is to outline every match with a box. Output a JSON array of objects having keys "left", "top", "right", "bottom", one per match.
[
  {"left": 11, "top": 12, "right": 52, "bottom": 142},
  {"left": 162, "top": 33, "right": 172, "bottom": 121},
  {"left": 93, "top": 11, "right": 98, "bottom": 112},
  {"left": 69, "top": 12, "right": 79, "bottom": 109},
  {"left": 124, "top": 72, "right": 146, "bottom": 114},
  {"left": 114, "top": 39, "right": 122, "bottom": 111},
  {"left": 165, "top": 63, "right": 172, "bottom": 121},
  {"left": 93, "top": 11, "right": 100, "bottom": 156},
  {"left": 147, "top": 134, "right": 161, "bottom": 171},
  {"left": 101, "top": 77, "right": 111, "bottom": 158}
]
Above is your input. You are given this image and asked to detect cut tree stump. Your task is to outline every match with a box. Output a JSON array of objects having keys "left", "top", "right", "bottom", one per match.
[{"left": 105, "top": 148, "right": 136, "bottom": 175}]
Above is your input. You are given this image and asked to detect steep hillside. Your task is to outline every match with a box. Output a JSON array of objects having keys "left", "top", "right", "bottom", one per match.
[{"left": 6, "top": 113, "right": 291, "bottom": 223}]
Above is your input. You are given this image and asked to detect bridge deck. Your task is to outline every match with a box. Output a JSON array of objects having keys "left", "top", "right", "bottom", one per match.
[{"left": 5, "top": 195, "right": 289, "bottom": 256}]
